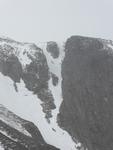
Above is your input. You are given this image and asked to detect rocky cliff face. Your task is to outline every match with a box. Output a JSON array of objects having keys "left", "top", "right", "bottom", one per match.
[{"left": 58, "top": 36, "right": 113, "bottom": 150}]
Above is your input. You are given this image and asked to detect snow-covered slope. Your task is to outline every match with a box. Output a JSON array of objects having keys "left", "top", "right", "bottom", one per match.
[
  {"left": 0, "top": 37, "right": 80, "bottom": 150},
  {"left": 0, "top": 75, "right": 59, "bottom": 149}
]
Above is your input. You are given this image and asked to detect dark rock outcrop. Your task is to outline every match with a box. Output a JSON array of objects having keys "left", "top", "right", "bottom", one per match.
[
  {"left": 0, "top": 44, "right": 23, "bottom": 82},
  {"left": 46, "top": 42, "right": 59, "bottom": 58},
  {"left": 58, "top": 36, "right": 113, "bottom": 150},
  {"left": 51, "top": 73, "right": 59, "bottom": 86},
  {"left": 1, "top": 55, "right": 22, "bottom": 82}
]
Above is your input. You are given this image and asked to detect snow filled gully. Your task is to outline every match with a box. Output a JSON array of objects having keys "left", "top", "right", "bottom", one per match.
[
  {"left": 41, "top": 42, "right": 81, "bottom": 150},
  {"left": 0, "top": 42, "right": 80, "bottom": 150}
]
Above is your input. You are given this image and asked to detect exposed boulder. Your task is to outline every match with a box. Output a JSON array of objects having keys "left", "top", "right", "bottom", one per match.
[
  {"left": 51, "top": 73, "right": 59, "bottom": 86},
  {"left": 46, "top": 41, "right": 59, "bottom": 58}
]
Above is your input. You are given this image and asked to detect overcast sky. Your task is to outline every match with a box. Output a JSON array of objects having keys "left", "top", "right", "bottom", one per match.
[{"left": 0, "top": 0, "right": 113, "bottom": 43}]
